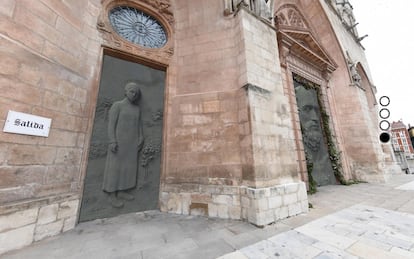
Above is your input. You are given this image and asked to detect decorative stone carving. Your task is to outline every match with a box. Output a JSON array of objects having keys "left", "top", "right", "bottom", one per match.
[
  {"left": 275, "top": 5, "right": 308, "bottom": 29},
  {"left": 349, "top": 62, "right": 361, "bottom": 87},
  {"left": 251, "top": 0, "right": 272, "bottom": 20},
  {"left": 224, "top": 0, "right": 248, "bottom": 15},
  {"left": 138, "top": 0, "right": 174, "bottom": 26},
  {"left": 336, "top": 1, "right": 356, "bottom": 26},
  {"left": 97, "top": 0, "right": 174, "bottom": 66},
  {"left": 224, "top": 0, "right": 273, "bottom": 21},
  {"left": 293, "top": 78, "right": 336, "bottom": 186},
  {"left": 326, "top": 0, "right": 359, "bottom": 36},
  {"left": 346, "top": 52, "right": 362, "bottom": 87}
]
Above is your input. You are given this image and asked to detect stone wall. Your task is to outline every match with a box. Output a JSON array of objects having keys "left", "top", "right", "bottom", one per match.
[
  {"left": 317, "top": 0, "right": 394, "bottom": 182},
  {"left": 161, "top": 3, "right": 306, "bottom": 226},
  {"left": 164, "top": 0, "right": 242, "bottom": 186},
  {"left": 0, "top": 0, "right": 102, "bottom": 254},
  {"left": 238, "top": 9, "right": 299, "bottom": 187}
]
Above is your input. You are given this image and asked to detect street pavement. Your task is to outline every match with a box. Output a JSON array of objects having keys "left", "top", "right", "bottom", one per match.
[{"left": 3, "top": 173, "right": 414, "bottom": 259}]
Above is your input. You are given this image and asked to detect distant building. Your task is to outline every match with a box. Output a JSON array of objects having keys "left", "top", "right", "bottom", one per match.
[
  {"left": 408, "top": 125, "right": 414, "bottom": 150},
  {"left": 391, "top": 121, "right": 414, "bottom": 154}
]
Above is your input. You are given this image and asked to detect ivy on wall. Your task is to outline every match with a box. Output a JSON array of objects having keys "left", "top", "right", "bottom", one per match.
[{"left": 293, "top": 74, "right": 347, "bottom": 189}]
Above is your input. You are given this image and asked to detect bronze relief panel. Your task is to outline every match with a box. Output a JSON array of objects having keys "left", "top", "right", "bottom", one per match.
[{"left": 79, "top": 55, "right": 165, "bottom": 222}]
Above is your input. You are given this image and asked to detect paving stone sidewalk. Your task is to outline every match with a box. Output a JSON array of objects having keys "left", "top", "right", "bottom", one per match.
[
  {"left": 219, "top": 205, "right": 414, "bottom": 259},
  {"left": 3, "top": 174, "right": 414, "bottom": 259}
]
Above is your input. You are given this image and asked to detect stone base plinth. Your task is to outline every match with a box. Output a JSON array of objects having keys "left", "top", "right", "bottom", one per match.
[
  {"left": 0, "top": 194, "right": 79, "bottom": 255},
  {"left": 160, "top": 182, "right": 309, "bottom": 226},
  {"left": 241, "top": 182, "right": 309, "bottom": 226}
]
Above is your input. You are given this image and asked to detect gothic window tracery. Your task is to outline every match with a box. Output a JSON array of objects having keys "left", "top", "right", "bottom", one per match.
[
  {"left": 97, "top": 0, "right": 174, "bottom": 65},
  {"left": 109, "top": 6, "right": 167, "bottom": 48}
]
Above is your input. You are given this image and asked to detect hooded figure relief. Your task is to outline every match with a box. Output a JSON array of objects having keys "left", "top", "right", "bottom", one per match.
[{"left": 103, "top": 81, "right": 144, "bottom": 207}]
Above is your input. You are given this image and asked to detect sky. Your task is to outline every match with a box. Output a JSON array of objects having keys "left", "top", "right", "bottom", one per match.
[{"left": 351, "top": 0, "right": 414, "bottom": 127}]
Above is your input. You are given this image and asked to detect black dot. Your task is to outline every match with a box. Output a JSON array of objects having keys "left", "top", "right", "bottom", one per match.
[{"left": 379, "top": 132, "right": 390, "bottom": 143}]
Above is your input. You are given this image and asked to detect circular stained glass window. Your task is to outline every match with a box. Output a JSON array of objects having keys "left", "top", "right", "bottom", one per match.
[{"left": 109, "top": 6, "right": 167, "bottom": 48}]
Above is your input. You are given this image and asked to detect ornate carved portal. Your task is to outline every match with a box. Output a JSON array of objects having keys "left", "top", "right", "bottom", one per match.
[
  {"left": 79, "top": 55, "right": 165, "bottom": 222},
  {"left": 276, "top": 4, "right": 338, "bottom": 186}
]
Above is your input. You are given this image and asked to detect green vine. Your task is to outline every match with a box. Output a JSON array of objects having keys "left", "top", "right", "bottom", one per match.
[
  {"left": 306, "top": 156, "right": 317, "bottom": 194},
  {"left": 293, "top": 74, "right": 347, "bottom": 185}
]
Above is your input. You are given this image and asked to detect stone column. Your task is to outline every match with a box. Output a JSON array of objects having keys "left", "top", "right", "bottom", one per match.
[{"left": 235, "top": 8, "right": 308, "bottom": 226}]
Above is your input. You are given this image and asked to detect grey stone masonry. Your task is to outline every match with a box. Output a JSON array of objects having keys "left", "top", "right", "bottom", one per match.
[
  {"left": 241, "top": 182, "right": 309, "bottom": 226},
  {"left": 160, "top": 181, "right": 309, "bottom": 227},
  {"left": 0, "top": 195, "right": 79, "bottom": 255}
]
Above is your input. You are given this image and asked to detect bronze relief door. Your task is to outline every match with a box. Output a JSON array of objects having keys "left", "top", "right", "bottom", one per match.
[
  {"left": 79, "top": 55, "right": 165, "bottom": 222},
  {"left": 293, "top": 78, "right": 336, "bottom": 186}
]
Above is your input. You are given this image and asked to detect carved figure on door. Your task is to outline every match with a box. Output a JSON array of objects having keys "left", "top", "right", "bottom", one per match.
[{"left": 102, "top": 81, "right": 144, "bottom": 208}]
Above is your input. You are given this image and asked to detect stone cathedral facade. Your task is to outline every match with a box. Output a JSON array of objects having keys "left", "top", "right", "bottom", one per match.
[{"left": 0, "top": 0, "right": 398, "bottom": 254}]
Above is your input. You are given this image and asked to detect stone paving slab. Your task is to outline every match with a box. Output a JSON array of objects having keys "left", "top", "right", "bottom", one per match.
[
  {"left": 218, "top": 204, "right": 414, "bottom": 259},
  {"left": 396, "top": 180, "right": 414, "bottom": 190}
]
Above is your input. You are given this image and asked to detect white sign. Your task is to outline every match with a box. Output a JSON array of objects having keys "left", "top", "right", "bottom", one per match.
[{"left": 3, "top": 110, "right": 52, "bottom": 137}]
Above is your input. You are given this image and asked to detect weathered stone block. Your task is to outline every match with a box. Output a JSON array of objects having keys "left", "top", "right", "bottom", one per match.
[
  {"left": 57, "top": 199, "right": 79, "bottom": 219},
  {"left": 0, "top": 224, "right": 35, "bottom": 255},
  {"left": 181, "top": 193, "right": 191, "bottom": 215},
  {"left": 7, "top": 145, "right": 57, "bottom": 165},
  {"left": 0, "top": 208, "right": 38, "bottom": 233},
  {"left": 285, "top": 182, "right": 299, "bottom": 194},
  {"left": 229, "top": 206, "right": 241, "bottom": 220},
  {"left": 0, "top": 185, "right": 36, "bottom": 204},
  {"left": 283, "top": 193, "right": 298, "bottom": 206},
  {"left": 38, "top": 204, "right": 58, "bottom": 225},
  {"left": 213, "top": 194, "right": 232, "bottom": 205},
  {"left": 246, "top": 187, "right": 269, "bottom": 199},
  {"left": 288, "top": 203, "right": 302, "bottom": 217},
  {"left": 248, "top": 210, "right": 274, "bottom": 226},
  {"left": 241, "top": 196, "right": 250, "bottom": 208},
  {"left": 0, "top": 166, "right": 46, "bottom": 188},
  {"left": 166, "top": 193, "right": 182, "bottom": 214},
  {"left": 232, "top": 196, "right": 241, "bottom": 206},
  {"left": 268, "top": 196, "right": 282, "bottom": 209},
  {"left": 55, "top": 148, "right": 83, "bottom": 165},
  {"left": 63, "top": 216, "right": 76, "bottom": 232},
  {"left": 279, "top": 206, "right": 289, "bottom": 219},
  {"left": 34, "top": 219, "right": 64, "bottom": 241},
  {"left": 45, "top": 165, "right": 77, "bottom": 184},
  {"left": 251, "top": 198, "right": 269, "bottom": 211},
  {"left": 217, "top": 204, "right": 229, "bottom": 219},
  {"left": 298, "top": 182, "right": 308, "bottom": 201},
  {"left": 208, "top": 203, "right": 218, "bottom": 217}
]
